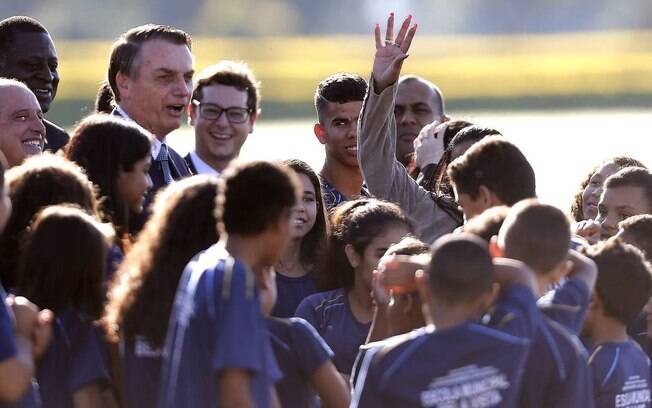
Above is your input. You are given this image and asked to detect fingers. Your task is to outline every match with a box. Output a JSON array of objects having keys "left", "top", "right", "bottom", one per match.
[
  {"left": 401, "top": 23, "right": 418, "bottom": 53},
  {"left": 374, "top": 23, "right": 382, "bottom": 49},
  {"left": 395, "top": 15, "right": 412, "bottom": 45},
  {"left": 385, "top": 12, "right": 394, "bottom": 43},
  {"left": 391, "top": 54, "right": 409, "bottom": 72}
]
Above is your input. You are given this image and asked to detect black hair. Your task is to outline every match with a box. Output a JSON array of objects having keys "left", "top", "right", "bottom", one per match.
[
  {"left": 619, "top": 214, "right": 652, "bottom": 263},
  {"left": 314, "top": 73, "right": 367, "bottom": 124},
  {"left": 94, "top": 81, "right": 115, "bottom": 114},
  {"left": 462, "top": 206, "right": 510, "bottom": 243},
  {"left": 0, "top": 16, "right": 48, "bottom": 66},
  {"left": 604, "top": 167, "right": 652, "bottom": 213}
]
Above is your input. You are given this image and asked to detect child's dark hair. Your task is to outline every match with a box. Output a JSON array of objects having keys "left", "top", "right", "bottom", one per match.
[
  {"left": 17, "top": 206, "right": 111, "bottom": 319},
  {"left": 314, "top": 73, "right": 367, "bottom": 124},
  {"left": 603, "top": 167, "right": 652, "bottom": 213},
  {"left": 619, "top": 215, "right": 652, "bottom": 263},
  {"left": 385, "top": 236, "right": 429, "bottom": 257},
  {"left": 448, "top": 136, "right": 536, "bottom": 206},
  {"left": 217, "top": 160, "right": 299, "bottom": 236},
  {"left": 317, "top": 199, "right": 414, "bottom": 291},
  {"left": 284, "top": 159, "right": 328, "bottom": 270},
  {"left": 428, "top": 233, "right": 494, "bottom": 305},
  {"left": 582, "top": 238, "right": 652, "bottom": 325},
  {"left": 500, "top": 199, "right": 570, "bottom": 275},
  {"left": 65, "top": 114, "right": 151, "bottom": 237},
  {"left": 570, "top": 156, "right": 646, "bottom": 222},
  {"left": 104, "top": 176, "right": 219, "bottom": 347},
  {"left": 94, "top": 81, "right": 115, "bottom": 114},
  {"left": 0, "top": 155, "right": 99, "bottom": 288},
  {"left": 462, "top": 206, "right": 510, "bottom": 243}
]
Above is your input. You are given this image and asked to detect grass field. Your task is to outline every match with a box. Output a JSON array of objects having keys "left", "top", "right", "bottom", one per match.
[{"left": 48, "top": 30, "right": 652, "bottom": 125}]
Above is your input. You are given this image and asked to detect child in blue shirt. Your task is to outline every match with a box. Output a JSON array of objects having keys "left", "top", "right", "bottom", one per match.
[
  {"left": 352, "top": 234, "right": 540, "bottom": 407},
  {"left": 296, "top": 198, "right": 414, "bottom": 376},
  {"left": 159, "top": 160, "right": 301, "bottom": 407},
  {"left": 581, "top": 239, "right": 652, "bottom": 408},
  {"left": 16, "top": 206, "right": 114, "bottom": 408}
]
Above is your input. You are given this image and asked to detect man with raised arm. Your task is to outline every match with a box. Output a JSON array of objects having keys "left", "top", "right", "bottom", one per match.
[{"left": 357, "top": 14, "right": 460, "bottom": 243}]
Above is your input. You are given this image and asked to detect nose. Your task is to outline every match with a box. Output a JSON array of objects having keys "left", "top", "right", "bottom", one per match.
[
  {"left": 35, "top": 64, "right": 54, "bottom": 83},
  {"left": 591, "top": 186, "right": 603, "bottom": 200},
  {"left": 146, "top": 174, "right": 153, "bottom": 190},
  {"left": 399, "top": 109, "right": 417, "bottom": 125},
  {"left": 173, "top": 76, "right": 191, "bottom": 99},
  {"left": 31, "top": 116, "right": 46, "bottom": 136}
]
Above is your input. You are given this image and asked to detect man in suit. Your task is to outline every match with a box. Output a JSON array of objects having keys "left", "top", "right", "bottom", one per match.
[
  {"left": 185, "top": 61, "right": 260, "bottom": 176},
  {"left": 0, "top": 16, "right": 68, "bottom": 152},
  {"left": 108, "top": 24, "right": 193, "bottom": 192}
]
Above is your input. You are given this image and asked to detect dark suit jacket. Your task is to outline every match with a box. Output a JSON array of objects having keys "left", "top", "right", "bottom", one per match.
[
  {"left": 44, "top": 119, "right": 70, "bottom": 152},
  {"left": 183, "top": 153, "right": 198, "bottom": 175}
]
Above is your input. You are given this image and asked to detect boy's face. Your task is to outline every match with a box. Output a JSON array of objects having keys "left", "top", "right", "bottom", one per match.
[
  {"left": 452, "top": 184, "right": 489, "bottom": 222},
  {"left": 596, "top": 186, "right": 651, "bottom": 240},
  {"left": 314, "top": 101, "right": 362, "bottom": 169}
]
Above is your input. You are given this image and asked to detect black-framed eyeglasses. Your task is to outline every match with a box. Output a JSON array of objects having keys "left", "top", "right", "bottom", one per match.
[{"left": 192, "top": 100, "right": 251, "bottom": 124}]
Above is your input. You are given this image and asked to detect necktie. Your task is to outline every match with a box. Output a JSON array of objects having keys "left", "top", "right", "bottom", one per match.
[{"left": 157, "top": 143, "right": 173, "bottom": 185}]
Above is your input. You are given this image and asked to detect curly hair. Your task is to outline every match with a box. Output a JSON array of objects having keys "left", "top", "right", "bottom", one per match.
[
  {"left": 316, "top": 198, "right": 414, "bottom": 291},
  {"left": 103, "top": 176, "right": 219, "bottom": 347},
  {"left": 0, "top": 154, "right": 99, "bottom": 288}
]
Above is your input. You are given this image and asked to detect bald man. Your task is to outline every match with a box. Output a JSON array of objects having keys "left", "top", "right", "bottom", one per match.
[
  {"left": 0, "top": 78, "right": 45, "bottom": 168},
  {"left": 394, "top": 75, "right": 446, "bottom": 167}
]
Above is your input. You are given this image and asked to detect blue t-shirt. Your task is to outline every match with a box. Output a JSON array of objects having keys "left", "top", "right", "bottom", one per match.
[
  {"left": 271, "top": 272, "right": 316, "bottom": 318},
  {"left": 159, "top": 243, "right": 281, "bottom": 408},
  {"left": 351, "top": 284, "right": 539, "bottom": 407},
  {"left": 295, "top": 288, "right": 371, "bottom": 375},
  {"left": 588, "top": 340, "right": 651, "bottom": 408},
  {"left": 36, "top": 311, "right": 110, "bottom": 408},
  {"left": 267, "top": 317, "right": 333, "bottom": 408},
  {"left": 538, "top": 276, "right": 590, "bottom": 334},
  {"left": 120, "top": 337, "right": 163, "bottom": 408}
]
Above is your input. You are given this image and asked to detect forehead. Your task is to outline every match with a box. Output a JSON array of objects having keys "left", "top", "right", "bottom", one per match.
[
  {"left": 396, "top": 80, "right": 437, "bottom": 107},
  {"left": 297, "top": 172, "right": 316, "bottom": 193},
  {"left": 368, "top": 224, "right": 410, "bottom": 249},
  {"left": 594, "top": 162, "right": 620, "bottom": 180},
  {"left": 0, "top": 85, "right": 40, "bottom": 112},
  {"left": 5, "top": 31, "right": 56, "bottom": 59},
  {"left": 323, "top": 100, "right": 362, "bottom": 120},
  {"left": 136, "top": 39, "right": 193, "bottom": 74},
  {"left": 199, "top": 84, "right": 247, "bottom": 106},
  {"left": 601, "top": 186, "right": 650, "bottom": 210}
]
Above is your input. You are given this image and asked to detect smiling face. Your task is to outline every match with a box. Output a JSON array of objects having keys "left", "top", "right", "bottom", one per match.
[
  {"left": 395, "top": 80, "right": 442, "bottom": 163},
  {"left": 582, "top": 162, "right": 620, "bottom": 220},
  {"left": 1, "top": 31, "right": 59, "bottom": 113},
  {"left": 0, "top": 84, "right": 46, "bottom": 167},
  {"left": 117, "top": 39, "right": 194, "bottom": 139},
  {"left": 117, "top": 155, "right": 152, "bottom": 214},
  {"left": 596, "top": 186, "right": 651, "bottom": 240},
  {"left": 289, "top": 173, "right": 318, "bottom": 240},
  {"left": 315, "top": 101, "right": 363, "bottom": 169},
  {"left": 189, "top": 83, "right": 255, "bottom": 172}
]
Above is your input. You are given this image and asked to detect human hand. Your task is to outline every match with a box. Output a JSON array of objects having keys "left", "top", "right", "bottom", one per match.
[
  {"left": 372, "top": 13, "right": 418, "bottom": 93},
  {"left": 371, "top": 270, "right": 390, "bottom": 309},
  {"left": 414, "top": 121, "right": 446, "bottom": 168},
  {"left": 573, "top": 220, "right": 601, "bottom": 245},
  {"left": 376, "top": 254, "right": 429, "bottom": 294}
]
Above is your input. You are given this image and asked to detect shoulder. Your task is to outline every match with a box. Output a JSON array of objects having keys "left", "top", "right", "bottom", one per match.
[
  {"left": 43, "top": 119, "right": 67, "bottom": 134},
  {"left": 43, "top": 119, "right": 70, "bottom": 152},
  {"left": 298, "top": 289, "right": 346, "bottom": 312}
]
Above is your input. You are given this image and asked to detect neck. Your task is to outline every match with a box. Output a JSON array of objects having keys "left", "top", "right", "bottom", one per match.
[
  {"left": 223, "top": 234, "right": 264, "bottom": 271},
  {"left": 119, "top": 103, "right": 167, "bottom": 140},
  {"left": 321, "top": 158, "right": 363, "bottom": 199},
  {"left": 275, "top": 239, "right": 306, "bottom": 278},
  {"left": 428, "top": 303, "right": 479, "bottom": 331},
  {"left": 590, "top": 318, "right": 629, "bottom": 345},
  {"left": 195, "top": 149, "right": 230, "bottom": 173},
  {"left": 347, "top": 275, "right": 374, "bottom": 324}
]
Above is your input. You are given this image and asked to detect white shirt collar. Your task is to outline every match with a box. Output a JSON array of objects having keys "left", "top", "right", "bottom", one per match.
[
  {"left": 116, "top": 104, "right": 163, "bottom": 160},
  {"left": 189, "top": 151, "right": 221, "bottom": 176}
]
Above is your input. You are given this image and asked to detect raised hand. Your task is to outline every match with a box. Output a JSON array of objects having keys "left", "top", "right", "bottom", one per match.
[
  {"left": 414, "top": 121, "right": 447, "bottom": 168},
  {"left": 373, "top": 13, "right": 418, "bottom": 93}
]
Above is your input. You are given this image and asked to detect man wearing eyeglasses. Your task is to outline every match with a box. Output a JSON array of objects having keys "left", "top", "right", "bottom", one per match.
[{"left": 186, "top": 61, "right": 260, "bottom": 176}]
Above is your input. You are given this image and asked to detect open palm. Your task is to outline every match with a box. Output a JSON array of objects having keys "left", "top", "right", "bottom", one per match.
[{"left": 373, "top": 13, "right": 418, "bottom": 92}]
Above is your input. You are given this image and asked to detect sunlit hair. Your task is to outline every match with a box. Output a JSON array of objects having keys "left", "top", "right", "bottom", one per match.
[
  {"left": 462, "top": 206, "right": 510, "bottom": 243},
  {"left": 317, "top": 198, "right": 414, "bottom": 291},
  {"left": 619, "top": 214, "right": 652, "bottom": 263},
  {"left": 284, "top": 159, "right": 328, "bottom": 270},
  {"left": 17, "top": 205, "right": 112, "bottom": 319},
  {"left": 104, "top": 176, "right": 219, "bottom": 347},
  {"left": 192, "top": 60, "right": 260, "bottom": 113},
  {"left": 0, "top": 154, "right": 99, "bottom": 288},
  {"left": 385, "top": 236, "right": 429, "bottom": 257},
  {"left": 570, "top": 156, "right": 646, "bottom": 222},
  {"left": 314, "top": 73, "right": 367, "bottom": 125},
  {"left": 603, "top": 166, "right": 652, "bottom": 213}
]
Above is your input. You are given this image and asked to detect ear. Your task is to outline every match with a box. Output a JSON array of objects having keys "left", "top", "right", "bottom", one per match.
[
  {"left": 344, "top": 244, "right": 360, "bottom": 269},
  {"left": 188, "top": 102, "right": 197, "bottom": 126},
  {"left": 116, "top": 71, "right": 131, "bottom": 101},
  {"left": 314, "top": 123, "right": 327, "bottom": 144},
  {"left": 414, "top": 269, "right": 432, "bottom": 306},
  {"left": 248, "top": 109, "right": 260, "bottom": 133},
  {"left": 478, "top": 282, "right": 500, "bottom": 311},
  {"left": 489, "top": 236, "right": 503, "bottom": 258}
]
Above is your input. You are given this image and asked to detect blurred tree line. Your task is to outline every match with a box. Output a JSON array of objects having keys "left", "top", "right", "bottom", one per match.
[{"left": 2, "top": 0, "right": 652, "bottom": 39}]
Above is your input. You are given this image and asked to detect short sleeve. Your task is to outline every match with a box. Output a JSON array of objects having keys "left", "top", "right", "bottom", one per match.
[
  {"left": 0, "top": 292, "right": 16, "bottom": 362},
  {"left": 68, "top": 322, "right": 110, "bottom": 392},
  {"left": 289, "top": 318, "right": 333, "bottom": 377},
  {"left": 540, "top": 277, "right": 589, "bottom": 334},
  {"left": 212, "top": 264, "right": 266, "bottom": 375},
  {"left": 489, "top": 284, "right": 539, "bottom": 339},
  {"left": 294, "top": 297, "right": 319, "bottom": 330}
]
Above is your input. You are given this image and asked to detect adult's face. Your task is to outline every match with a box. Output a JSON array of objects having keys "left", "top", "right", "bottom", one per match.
[
  {"left": 0, "top": 85, "right": 46, "bottom": 167},
  {"left": 315, "top": 101, "right": 363, "bottom": 169},
  {"left": 395, "top": 80, "right": 442, "bottom": 163},
  {"left": 1, "top": 31, "right": 59, "bottom": 113},
  {"left": 189, "top": 84, "right": 256, "bottom": 171},
  {"left": 117, "top": 39, "right": 194, "bottom": 139}
]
